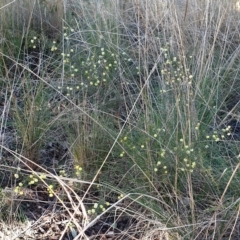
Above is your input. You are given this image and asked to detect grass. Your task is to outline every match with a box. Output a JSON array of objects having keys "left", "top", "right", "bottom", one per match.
[{"left": 0, "top": 0, "right": 240, "bottom": 239}]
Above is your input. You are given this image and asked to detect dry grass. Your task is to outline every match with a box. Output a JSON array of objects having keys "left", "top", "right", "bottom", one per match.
[{"left": 0, "top": 0, "right": 240, "bottom": 239}]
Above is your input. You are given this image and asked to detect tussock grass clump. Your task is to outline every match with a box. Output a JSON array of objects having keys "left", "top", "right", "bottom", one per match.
[{"left": 0, "top": 0, "right": 240, "bottom": 239}]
